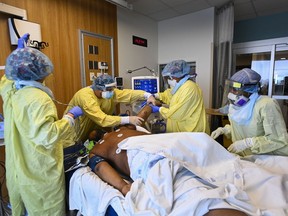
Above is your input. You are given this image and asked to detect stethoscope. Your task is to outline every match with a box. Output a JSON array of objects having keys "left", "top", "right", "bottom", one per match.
[{"left": 52, "top": 99, "right": 81, "bottom": 141}]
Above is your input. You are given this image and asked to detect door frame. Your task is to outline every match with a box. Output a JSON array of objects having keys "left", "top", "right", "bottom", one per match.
[{"left": 78, "top": 29, "right": 115, "bottom": 87}]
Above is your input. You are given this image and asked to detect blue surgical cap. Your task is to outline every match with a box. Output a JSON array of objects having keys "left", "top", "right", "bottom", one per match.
[
  {"left": 5, "top": 47, "right": 53, "bottom": 81},
  {"left": 162, "top": 60, "right": 190, "bottom": 78},
  {"left": 92, "top": 74, "right": 115, "bottom": 91},
  {"left": 230, "top": 68, "right": 261, "bottom": 93},
  {"left": 230, "top": 68, "right": 261, "bottom": 85}
]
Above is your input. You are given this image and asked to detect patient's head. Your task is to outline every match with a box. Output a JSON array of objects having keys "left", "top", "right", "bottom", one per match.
[{"left": 88, "top": 129, "right": 106, "bottom": 142}]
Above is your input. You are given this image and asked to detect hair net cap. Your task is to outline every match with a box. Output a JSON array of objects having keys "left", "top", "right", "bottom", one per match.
[
  {"left": 5, "top": 47, "right": 53, "bottom": 81},
  {"left": 162, "top": 60, "right": 190, "bottom": 78},
  {"left": 230, "top": 68, "right": 261, "bottom": 85},
  {"left": 92, "top": 74, "right": 115, "bottom": 91}
]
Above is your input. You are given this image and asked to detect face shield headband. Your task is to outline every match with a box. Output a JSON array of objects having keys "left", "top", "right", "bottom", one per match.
[
  {"left": 104, "top": 82, "right": 116, "bottom": 91},
  {"left": 104, "top": 82, "right": 116, "bottom": 88},
  {"left": 227, "top": 80, "right": 259, "bottom": 93},
  {"left": 93, "top": 81, "right": 116, "bottom": 91}
]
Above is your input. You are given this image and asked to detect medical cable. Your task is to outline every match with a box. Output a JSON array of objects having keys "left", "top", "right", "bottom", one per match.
[
  {"left": 52, "top": 99, "right": 74, "bottom": 107},
  {"left": 65, "top": 154, "right": 89, "bottom": 173},
  {"left": 52, "top": 99, "right": 81, "bottom": 142}
]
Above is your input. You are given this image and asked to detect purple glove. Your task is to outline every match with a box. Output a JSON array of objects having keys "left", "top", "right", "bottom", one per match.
[
  {"left": 68, "top": 106, "right": 83, "bottom": 119},
  {"left": 17, "top": 33, "right": 30, "bottom": 48},
  {"left": 149, "top": 104, "right": 160, "bottom": 113}
]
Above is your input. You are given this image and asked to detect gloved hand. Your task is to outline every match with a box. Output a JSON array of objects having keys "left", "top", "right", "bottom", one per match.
[
  {"left": 129, "top": 116, "right": 144, "bottom": 126},
  {"left": 211, "top": 127, "right": 225, "bottom": 139},
  {"left": 227, "top": 138, "right": 253, "bottom": 153},
  {"left": 146, "top": 95, "right": 156, "bottom": 105},
  {"left": 210, "top": 124, "right": 231, "bottom": 139},
  {"left": 149, "top": 104, "right": 160, "bottom": 113},
  {"left": 17, "top": 33, "right": 30, "bottom": 48},
  {"left": 68, "top": 106, "right": 83, "bottom": 119}
]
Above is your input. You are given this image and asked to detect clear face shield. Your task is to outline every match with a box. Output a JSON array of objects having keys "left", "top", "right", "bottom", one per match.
[{"left": 224, "top": 80, "right": 257, "bottom": 107}]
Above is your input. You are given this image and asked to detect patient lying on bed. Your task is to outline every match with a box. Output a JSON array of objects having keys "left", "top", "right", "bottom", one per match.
[
  {"left": 69, "top": 106, "right": 288, "bottom": 216},
  {"left": 88, "top": 125, "right": 249, "bottom": 216}
]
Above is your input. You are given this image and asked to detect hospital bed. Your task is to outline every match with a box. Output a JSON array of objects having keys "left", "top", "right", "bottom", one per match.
[{"left": 68, "top": 132, "right": 288, "bottom": 216}]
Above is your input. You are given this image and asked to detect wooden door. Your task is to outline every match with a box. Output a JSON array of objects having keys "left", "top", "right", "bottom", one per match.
[{"left": 80, "top": 30, "right": 114, "bottom": 87}]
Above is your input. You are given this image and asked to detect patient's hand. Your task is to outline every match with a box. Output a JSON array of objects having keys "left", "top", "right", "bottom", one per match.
[{"left": 121, "top": 183, "right": 131, "bottom": 196}]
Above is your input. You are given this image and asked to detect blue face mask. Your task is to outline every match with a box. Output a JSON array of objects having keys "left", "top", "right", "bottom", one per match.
[{"left": 101, "top": 91, "right": 114, "bottom": 99}]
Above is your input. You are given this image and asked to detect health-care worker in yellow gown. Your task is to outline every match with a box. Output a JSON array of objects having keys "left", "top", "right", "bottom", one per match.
[
  {"left": 65, "top": 73, "right": 153, "bottom": 142},
  {"left": 147, "top": 60, "right": 209, "bottom": 133},
  {"left": 0, "top": 34, "right": 83, "bottom": 216},
  {"left": 211, "top": 68, "right": 288, "bottom": 156}
]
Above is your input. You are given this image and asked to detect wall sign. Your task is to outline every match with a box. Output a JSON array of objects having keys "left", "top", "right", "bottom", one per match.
[{"left": 132, "top": 35, "right": 147, "bottom": 47}]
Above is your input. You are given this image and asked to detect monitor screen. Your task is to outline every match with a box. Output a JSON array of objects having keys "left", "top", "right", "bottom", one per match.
[{"left": 132, "top": 76, "right": 159, "bottom": 94}]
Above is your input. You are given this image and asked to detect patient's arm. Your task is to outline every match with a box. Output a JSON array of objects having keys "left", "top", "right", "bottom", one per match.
[
  {"left": 92, "top": 157, "right": 131, "bottom": 196},
  {"left": 204, "top": 209, "right": 247, "bottom": 216}
]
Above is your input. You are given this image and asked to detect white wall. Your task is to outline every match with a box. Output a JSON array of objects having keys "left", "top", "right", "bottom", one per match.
[
  {"left": 117, "top": 7, "right": 215, "bottom": 108},
  {"left": 158, "top": 7, "right": 215, "bottom": 107},
  {"left": 117, "top": 8, "right": 158, "bottom": 89}
]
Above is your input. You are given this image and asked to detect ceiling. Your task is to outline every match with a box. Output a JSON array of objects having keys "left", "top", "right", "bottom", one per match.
[{"left": 125, "top": 0, "right": 288, "bottom": 22}]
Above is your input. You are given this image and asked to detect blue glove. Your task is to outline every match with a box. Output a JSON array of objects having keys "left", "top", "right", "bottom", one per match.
[
  {"left": 17, "top": 33, "right": 30, "bottom": 48},
  {"left": 68, "top": 106, "right": 83, "bottom": 119},
  {"left": 149, "top": 104, "right": 160, "bottom": 113}
]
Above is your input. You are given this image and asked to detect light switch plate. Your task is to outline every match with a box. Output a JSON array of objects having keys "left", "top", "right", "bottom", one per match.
[{"left": 90, "top": 72, "right": 95, "bottom": 81}]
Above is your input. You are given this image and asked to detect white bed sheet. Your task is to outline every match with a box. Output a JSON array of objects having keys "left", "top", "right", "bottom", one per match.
[{"left": 69, "top": 132, "right": 288, "bottom": 216}]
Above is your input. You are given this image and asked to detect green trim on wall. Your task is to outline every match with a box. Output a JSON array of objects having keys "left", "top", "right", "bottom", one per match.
[{"left": 234, "top": 12, "right": 288, "bottom": 43}]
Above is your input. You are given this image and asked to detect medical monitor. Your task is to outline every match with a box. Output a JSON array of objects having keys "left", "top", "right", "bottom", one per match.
[{"left": 132, "top": 76, "right": 159, "bottom": 94}]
